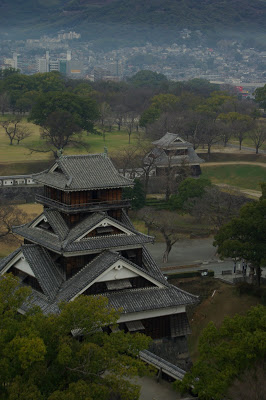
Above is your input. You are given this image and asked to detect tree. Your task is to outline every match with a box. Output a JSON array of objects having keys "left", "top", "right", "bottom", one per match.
[
  {"left": 139, "top": 106, "right": 161, "bottom": 128},
  {"left": 254, "top": 84, "right": 266, "bottom": 108},
  {"left": 227, "top": 361, "right": 266, "bottom": 400},
  {"left": 202, "top": 119, "right": 223, "bottom": 158},
  {"left": 32, "top": 71, "right": 65, "bottom": 93},
  {"left": 14, "top": 125, "right": 31, "bottom": 145},
  {"left": 0, "top": 274, "right": 151, "bottom": 400},
  {"left": 168, "top": 177, "right": 212, "bottom": 211},
  {"left": 29, "top": 91, "right": 99, "bottom": 133},
  {"left": 0, "top": 203, "right": 27, "bottom": 241},
  {"left": 139, "top": 94, "right": 180, "bottom": 128},
  {"left": 214, "top": 197, "right": 266, "bottom": 286},
  {"left": 219, "top": 112, "right": 255, "bottom": 150},
  {"left": 156, "top": 156, "right": 191, "bottom": 202},
  {"left": 248, "top": 122, "right": 266, "bottom": 154},
  {"left": 188, "top": 186, "right": 249, "bottom": 230},
  {"left": 175, "top": 306, "right": 266, "bottom": 400},
  {"left": 123, "top": 179, "right": 146, "bottom": 210},
  {"left": 128, "top": 70, "right": 168, "bottom": 89},
  {"left": 137, "top": 208, "right": 184, "bottom": 263},
  {"left": 35, "top": 111, "right": 84, "bottom": 158},
  {"left": 0, "top": 92, "right": 10, "bottom": 115},
  {"left": 112, "top": 141, "right": 156, "bottom": 197},
  {"left": 0, "top": 117, "right": 31, "bottom": 146}
]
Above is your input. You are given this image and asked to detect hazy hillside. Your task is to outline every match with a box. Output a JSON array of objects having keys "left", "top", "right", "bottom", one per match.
[{"left": 2, "top": 0, "right": 266, "bottom": 44}]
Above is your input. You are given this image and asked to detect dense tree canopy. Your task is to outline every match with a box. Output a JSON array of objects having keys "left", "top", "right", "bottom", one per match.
[
  {"left": 254, "top": 84, "right": 266, "bottom": 108},
  {"left": 168, "top": 177, "right": 212, "bottom": 211},
  {"left": 29, "top": 91, "right": 99, "bottom": 133},
  {"left": 214, "top": 197, "right": 266, "bottom": 285},
  {"left": 0, "top": 274, "right": 150, "bottom": 400},
  {"left": 175, "top": 305, "right": 266, "bottom": 400},
  {"left": 127, "top": 70, "right": 168, "bottom": 89}
]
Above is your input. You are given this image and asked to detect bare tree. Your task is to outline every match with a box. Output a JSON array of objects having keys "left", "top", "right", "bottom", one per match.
[
  {"left": 233, "top": 118, "right": 255, "bottom": 150},
  {"left": 112, "top": 140, "right": 157, "bottom": 196},
  {"left": 14, "top": 126, "right": 31, "bottom": 145},
  {"left": 228, "top": 362, "right": 266, "bottom": 400},
  {"left": 138, "top": 208, "right": 183, "bottom": 263},
  {"left": 0, "top": 203, "right": 27, "bottom": 242},
  {"left": 99, "top": 101, "right": 112, "bottom": 127},
  {"left": 112, "top": 145, "right": 139, "bottom": 176},
  {"left": 248, "top": 122, "right": 266, "bottom": 154},
  {"left": 187, "top": 186, "right": 249, "bottom": 231},
  {"left": 202, "top": 120, "right": 223, "bottom": 158},
  {"left": 0, "top": 117, "right": 23, "bottom": 145}
]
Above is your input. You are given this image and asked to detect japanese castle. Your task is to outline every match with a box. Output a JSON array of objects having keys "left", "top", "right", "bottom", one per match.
[
  {"left": 0, "top": 154, "right": 197, "bottom": 370},
  {"left": 146, "top": 132, "right": 204, "bottom": 177}
]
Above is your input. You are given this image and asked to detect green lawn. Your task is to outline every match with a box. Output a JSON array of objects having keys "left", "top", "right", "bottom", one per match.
[
  {"left": 231, "top": 137, "right": 266, "bottom": 151},
  {"left": 0, "top": 118, "right": 143, "bottom": 172},
  {"left": 201, "top": 164, "right": 266, "bottom": 191}
]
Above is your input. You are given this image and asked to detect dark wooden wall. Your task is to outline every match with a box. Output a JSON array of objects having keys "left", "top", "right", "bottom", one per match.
[{"left": 44, "top": 186, "right": 122, "bottom": 206}]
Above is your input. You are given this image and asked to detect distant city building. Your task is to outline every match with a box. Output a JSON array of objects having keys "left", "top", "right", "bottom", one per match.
[
  {"left": 3, "top": 53, "right": 18, "bottom": 69},
  {"left": 94, "top": 67, "right": 109, "bottom": 81},
  {"left": 36, "top": 51, "right": 83, "bottom": 76},
  {"left": 58, "top": 31, "right": 81, "bottom": 40},
  {"left": 94, "top": 64, "right": 123, "bottom": 82},
  {"left": 108, "top": 60, "right": 124, "bottom": 77},
  {"left": 36, "top": 58, "right": 48, "bottom": 73},
  {"left": 67, "top": 59, "right": 84, "bottom": 77}
]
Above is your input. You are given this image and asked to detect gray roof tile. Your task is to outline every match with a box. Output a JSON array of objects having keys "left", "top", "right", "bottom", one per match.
[
  {"left": 21, "top": 245, "right": 64, "bottom": 300},
  {"left": 56, "top": 250, "right": 166, "bottom": 303},
  {"left": 0, "top": 244, "right": 64, "bottom": 301},
  {"left": 102, "top": 286, "right": 198, "bottom": 314},
  {"left": 44, "top": 210, "right": 69, "bottom": 240},
  {"left": 152, "top": 133, "right": 192, "bottom": 148},
  {"left": 13, "top": 212, "right": 153, "bottom": 254},
  {"left": 148, "top": 133, "right": 204, "bottom": 165},
  {"left": 0, "top": 247, "right": 21, "bottom": 271},
  {"left": 34, "top": 154, "right": 134, "bottom": 191}
]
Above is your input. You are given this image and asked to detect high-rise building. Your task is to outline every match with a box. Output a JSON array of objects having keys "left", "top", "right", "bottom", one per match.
[{"left": 36, "top": 57, "right": 48, "bottom": 73}]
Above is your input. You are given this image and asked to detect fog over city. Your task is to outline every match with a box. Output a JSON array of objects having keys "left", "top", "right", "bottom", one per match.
[{"left": 1, "top": 0, "right": 266, "bottom": 92}]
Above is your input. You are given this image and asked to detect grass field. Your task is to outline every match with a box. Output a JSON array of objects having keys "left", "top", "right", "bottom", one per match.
[
  {"left": 231, "top": 137, "right": 266, "bottom": 151},
  {"left": 170, "top": 277, "right": 261, "bottom": 361},
  {"left": 0, "top": 203, "right": 42, "bottom": 258},
  {"left": 0, "top": 118, "right": 142, "bottom": 165},
  {"left": 201, "top": 164, "right": 266, "bottom": 191}
]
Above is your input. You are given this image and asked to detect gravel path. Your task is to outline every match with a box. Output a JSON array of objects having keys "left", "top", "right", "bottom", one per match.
[{"left": 202, "top": 161, "right": 266, "bottom": 167}]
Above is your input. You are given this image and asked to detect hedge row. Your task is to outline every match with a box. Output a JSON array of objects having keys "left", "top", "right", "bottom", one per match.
[{"left": 167, "top": 270, "right": 214, "bottom": 280}]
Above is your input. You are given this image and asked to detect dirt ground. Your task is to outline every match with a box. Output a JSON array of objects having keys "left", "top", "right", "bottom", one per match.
[{"left": 171, "top": 277, "right": 261, "bottom": 361}]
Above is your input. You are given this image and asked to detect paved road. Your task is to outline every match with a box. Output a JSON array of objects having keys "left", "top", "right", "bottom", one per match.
[
  {"left": 147, "top": 238, "right": 266, "bottom": 280},
  {"left": 146, "top": 237, "right": 217, "bottom": 268}
]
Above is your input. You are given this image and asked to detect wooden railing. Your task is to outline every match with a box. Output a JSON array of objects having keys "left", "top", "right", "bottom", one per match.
[{"left": 35, "top": 194, "right": 130, "bottom": 212}]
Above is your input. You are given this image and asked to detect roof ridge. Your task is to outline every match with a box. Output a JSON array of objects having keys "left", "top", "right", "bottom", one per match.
[
  {"left": 102, "top": 286, "right": 161, "bottom": 296},
  {"left": 61, "top": 153, "right": 105, "bottom": 159},
  {"left": 63, "top": 250, "right": 118, "bottom": 283}
]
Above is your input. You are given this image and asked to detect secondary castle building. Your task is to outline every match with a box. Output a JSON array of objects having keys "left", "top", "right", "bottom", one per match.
[
  {"left": 146, "top": 132, "right": 204, "bottom": 177},
  {"left": 0, "top": 154, "right": 197, "bottom": 370}
]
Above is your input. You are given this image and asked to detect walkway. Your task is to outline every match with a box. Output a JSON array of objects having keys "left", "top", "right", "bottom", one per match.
[{"left": 146, "top": 238, "right": 266, "bottom": 282}]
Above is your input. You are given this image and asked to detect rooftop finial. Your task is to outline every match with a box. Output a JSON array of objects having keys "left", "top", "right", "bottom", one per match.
[
  {"left": 103, "top": 146, "right": 108, "bottom": 158},
  {"left": 57, "top": 148, "right": 63, "bottom": 159}
]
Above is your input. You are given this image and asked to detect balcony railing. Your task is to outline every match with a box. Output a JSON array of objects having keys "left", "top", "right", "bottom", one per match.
[{"left": 35, "top": 194, "right": 131, "bottom": 213}]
